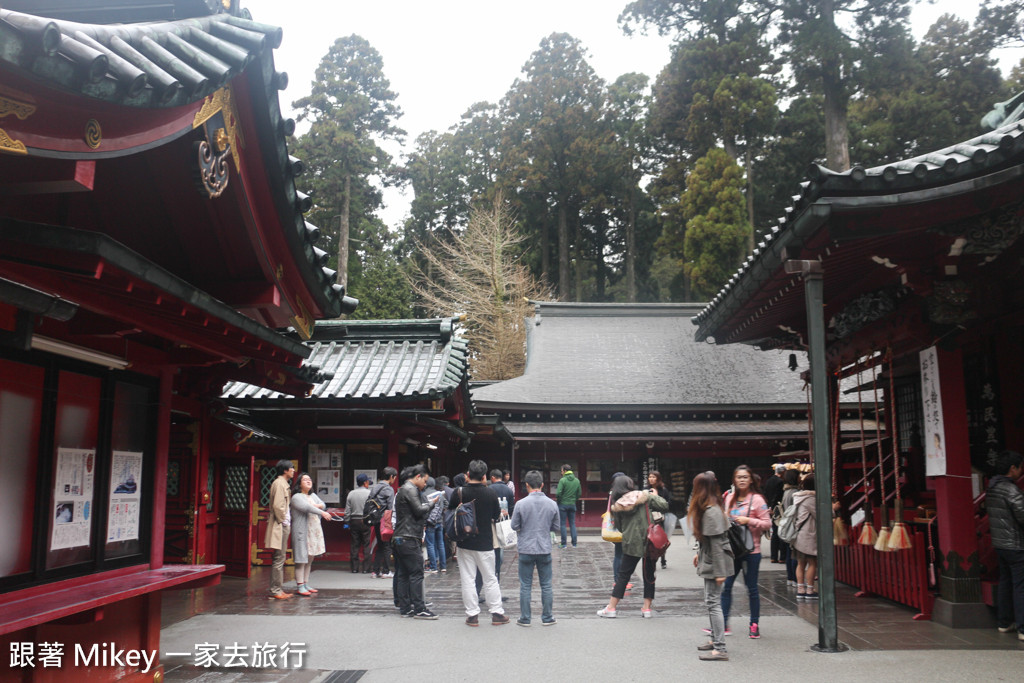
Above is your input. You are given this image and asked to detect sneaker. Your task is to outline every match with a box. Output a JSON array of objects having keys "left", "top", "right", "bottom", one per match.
[
  {"left": 698, "top": 650, "right": 729, "bottom": 661},
  {"left": 804, "top": 592, "right": 819, "bottom": 600},
  {"left": 626, "top": 583, "right": 634, "bottom": 590},
  {"left": 491, "top": 613, "right": 510, "bottom": 626},
  {"left": 542, "top": 619, "right": 557, "bottom": 626},
  {"left": 380, "top": 572, "right": 394, "bottom": 578},
  {"left": 702, "top": 626, "right": 732, "bottom": 636},
  {"left": 787, "top": 579, "right": 797, "bottom": 587},
  {"left": 516, "top": 618, "right": 531, "bottom": 627},
  {"left": 399, "top": 609, "right": 414, "bottom": 617},
  {"left": 559, "top": 544, "right": 567, "bottom": 549},
  {"left": 1018, "top": 632, "right": 1024, "bottom": 642},
  {"left": 597, "top": 607, "right": 617, "bottom": 618},
  {"left": 425, "top": 569, "right": 438, "bottom": 574},
  {"left": 414, "top": 610, "right": 439, "bottom": 620},
  {"left": 641, "top": 609, "right": 653, "bottom": 618},
  {"left": 997, "top": 623, "right": 1017, "bottom": 633},
  {"left": 441, "top": 568, "right": 447, "bottom": 573},
  {"left": 749, "top": 623, "right": 760, "bottom": 639},
  {"left": 465, "top": 615, "right": 479, "bottom": 627}
]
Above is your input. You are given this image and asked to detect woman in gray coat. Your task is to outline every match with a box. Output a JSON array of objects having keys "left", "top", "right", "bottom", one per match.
[
  {"left": 691, "top": 471, "right": 731, "bottom": 661},
  {"left": 791, "top": 474, "right": 818, "bottom": 600},
  {"left": 291, "top": 472, "right": 332, "bottom": 596}
]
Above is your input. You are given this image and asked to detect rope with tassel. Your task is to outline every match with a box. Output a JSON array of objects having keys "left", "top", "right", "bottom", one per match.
[
  {"left": 886, "top": 348, "right": 912, "bottom": 550},
  {"left": 926, "top": 516, "right": 938, "bottom": 587},
  {"left": 871, "top": 355, "right": 894, "bottom": 552},
  {"left": 832, "top": 375, "right": 848, "bottom": 545},
  {"left": 856, "top": 363, "right": 878, "bottom": 545}
]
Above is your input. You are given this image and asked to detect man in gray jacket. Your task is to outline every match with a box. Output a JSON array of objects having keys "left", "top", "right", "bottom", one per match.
[
  {"left": 510, "top": 470, "right": 560, "bottom": 626},
  {"left": 345, "top": 474, "right": 373, "bottom": 573},
  {"left": 987, "top": 450, "right": 1024, "bottom": 639}
]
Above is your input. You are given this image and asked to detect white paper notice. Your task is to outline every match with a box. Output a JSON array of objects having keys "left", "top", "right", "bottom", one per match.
[
  {"left": 107, "top": 450, "right": 143, "bottom": 542},
  {"left": 317, "top": 469, "right": 341, "bottom": 503},
  {"left": 51, "top": 447, "right": 96, "bottom": 550},
  {"left": 920, "top": 346, "right": 946, "bottom": 477}
]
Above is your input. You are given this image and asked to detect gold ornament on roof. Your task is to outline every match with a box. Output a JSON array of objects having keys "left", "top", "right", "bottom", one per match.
[
  {"left": 0, "top": 128, "right": 27, "bottom": 155},
  {"left": 0, "top": 95, "right": 36, "bottom": 120},
  {"left": 193, "top": 86, "right": 243, "bottom": 170},
  {"left": 84, "top": 119, "right": 102, "bottom": 149}
]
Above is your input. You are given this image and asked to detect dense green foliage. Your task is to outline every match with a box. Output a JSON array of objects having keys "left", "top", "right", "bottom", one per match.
[{"left": 293, "top": 3, "right": 1024, "bottom": 317}]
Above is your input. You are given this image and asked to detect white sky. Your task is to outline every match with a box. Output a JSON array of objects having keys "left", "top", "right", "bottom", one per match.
[{"left": 243, "top": 0, "right": 1023, "bottom": 229}]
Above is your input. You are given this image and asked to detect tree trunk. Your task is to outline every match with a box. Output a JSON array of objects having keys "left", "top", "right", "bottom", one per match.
[
  {"left": 822, "top": 0, "right": 850, "bottom": 171},
  {"left": 745, "top": 147, "right": 755, "bottom": 259},
  {"left": 573, "top": 213, "right": 583, "bottom": 301},
  {"left": 558, "top": 200, "right": 570, "bottom": 300},
  {"left": 338, "top": 174, "right": 350, "bottom": 296},
  {"left": 626, "top": 186, "right": 637, "bottom": 303},
  {"left": 541, "top": 213, "right": 550, "bottom": 286}
]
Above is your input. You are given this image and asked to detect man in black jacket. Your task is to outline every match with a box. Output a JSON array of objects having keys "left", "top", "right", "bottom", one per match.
[
  {"left": 393, "top": 464, "right": 443, "bottom": 619},
  {"left": 455, "top": 460, "right": 509, "bottom": 626},
  {"left": 764, "top": 465, "right": 786, "bottom": 563},
  {"left": 987, "top": 450, "right": 1024, "bottom": 639}
]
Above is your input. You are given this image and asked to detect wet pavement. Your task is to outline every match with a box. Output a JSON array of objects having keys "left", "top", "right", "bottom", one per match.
[{"left": 160, "top": 536, "right": 1024, "bottom": 682}]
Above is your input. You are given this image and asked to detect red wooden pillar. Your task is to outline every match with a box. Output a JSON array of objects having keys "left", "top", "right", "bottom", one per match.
[
  {"left": 387, "top": 423, "right": 400, "bottom": 480},
  {"left": 150, "top": 366, "right": 174, "bottom": 569},
  {"left": 930, "top": 347, "right": 988, "bottom": 627}
]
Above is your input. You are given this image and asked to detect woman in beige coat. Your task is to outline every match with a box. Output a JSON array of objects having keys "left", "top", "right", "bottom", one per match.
[{"left": 791, "top": 474, "right": 818, "bottom": 600}]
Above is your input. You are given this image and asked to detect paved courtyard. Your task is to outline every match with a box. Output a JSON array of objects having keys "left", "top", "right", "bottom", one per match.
[{"left": 160, "top": 535, "right": 1024, "bottom": 682}]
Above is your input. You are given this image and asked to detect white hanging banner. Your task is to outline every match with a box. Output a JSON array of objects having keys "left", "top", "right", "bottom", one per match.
[{"left": 919, "top": 346, "right": 946, "bottom": 476}]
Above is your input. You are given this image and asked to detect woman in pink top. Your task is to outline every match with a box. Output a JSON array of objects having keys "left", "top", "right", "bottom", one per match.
[{"left": 720, "top": 464, "right": 772, "bottom": 639}]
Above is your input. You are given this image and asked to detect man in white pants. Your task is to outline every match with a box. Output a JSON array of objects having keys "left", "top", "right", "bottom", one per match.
[{"left": 452, "top": 459, "right": 509, "bottom": 626}]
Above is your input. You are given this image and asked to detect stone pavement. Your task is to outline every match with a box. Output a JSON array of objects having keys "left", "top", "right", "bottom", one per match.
[{"left": 159, "top": 535, "right": 1024, "bottom": 682}]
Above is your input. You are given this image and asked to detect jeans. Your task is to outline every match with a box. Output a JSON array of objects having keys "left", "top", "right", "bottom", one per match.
[
  {"left": 785, "top": 543, "right": 798, "bottom": 582},
  {"left": 392, "top": 537, "right": 425, "bottom": 613},
  {"left": 371, "top": 525, "right": 391, "bottom": 574},
  {"left": 612, "top": 552, "right": 656, "bottom": 600},
  {"left": 704, "top": 578, "right": 727, "bottom": 652},
  {"left": 996, "top": 547, "right": 1024, "bottom": 632},
  {"left": 518, "top": 553, "right": 554, "bottom": 623},
  {"left": 558, "top": 503, "right": 578, "bottom": 546},
  {"left": 424, "top": 524, "right": 446, "bottom": 570},
  {"left": 722, "top": 552, "right": 761, "bottom": 626}
]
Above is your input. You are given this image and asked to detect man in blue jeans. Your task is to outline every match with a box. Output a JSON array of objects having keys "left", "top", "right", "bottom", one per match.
[
  {"left": 511, "top": 470, "right": 560, "bottom": 626},
  {"left": 556, "top": 464, "right": 582, "bottom": 548}
]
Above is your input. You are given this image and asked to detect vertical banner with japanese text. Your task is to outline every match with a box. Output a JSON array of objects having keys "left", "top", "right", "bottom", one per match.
[{"left": 919, "top": 346, "right": 946, "bottom": 476}]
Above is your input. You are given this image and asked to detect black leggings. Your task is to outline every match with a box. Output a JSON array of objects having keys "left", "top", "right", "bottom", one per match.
[{"left": 612, "top": 552, "right": 656, "bottom": 600}]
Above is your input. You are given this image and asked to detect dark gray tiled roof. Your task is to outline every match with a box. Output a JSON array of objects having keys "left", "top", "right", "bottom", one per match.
[
  {"left": 222, "top": 319, "right": 468, "bottom": 403},
  {"left": 471, "top": 302, "right": 811, "bottom": 408},
  {"left": 693, "top": 116, "right": 1024, "bottom": 340},
  {"left": 506, "top": 417, "right": 877, "bottom": 438}
]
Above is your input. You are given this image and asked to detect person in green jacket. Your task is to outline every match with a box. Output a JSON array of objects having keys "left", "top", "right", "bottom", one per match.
[
  {"left": 596, "top": 476, "right": 668, "bottom": 618},
  {"left": 555, "top": 464, "right": 583, "bottom": 548}
]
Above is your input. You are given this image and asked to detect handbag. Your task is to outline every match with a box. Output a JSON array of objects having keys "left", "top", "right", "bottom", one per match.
[
  {"left": 725, "top": 493, "right": 754, "bottom": 564},
  {"left": 379, "top": 509, "right": 394, "bottom": 542},
  {"left": 601, "top": 494, "right": 622, "bottom": 543},
  {"left": 645, "top": 503, "right": 671, "bottom": 559},
  {"left": 494, "top": 518, "right": 518, "bottom": 549}
]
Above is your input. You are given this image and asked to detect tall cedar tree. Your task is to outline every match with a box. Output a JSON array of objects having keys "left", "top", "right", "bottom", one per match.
[
  {"left": 291, "top": 35, "right": 404, "bottom": 298},
  {"left": 409, "top": 198, "right": 550, "bottom": 380},
  {"left": 500, "top": 33, "right": 607, "bottom": 298}
]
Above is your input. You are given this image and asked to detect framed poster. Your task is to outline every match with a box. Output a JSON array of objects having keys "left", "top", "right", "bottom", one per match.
[
  {"left": 316, "top": 469, "right": 341, "bottom": 503},
  {"left": 308, "top": 444, "right": 343, "bottom": 469},
  {"left": 51, "top": 447, "right": 95, "bottom": 550},
  {"left": 353, "top": 469, "right": 377, "bottom": 490},
  {"left": 106, "top": 450, "right": 143, "bottom": 542}
]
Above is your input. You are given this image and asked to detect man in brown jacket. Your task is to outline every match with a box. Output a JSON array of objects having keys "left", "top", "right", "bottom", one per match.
[{"left": 266, "top": 460, "right": 295, "bottom": 598}]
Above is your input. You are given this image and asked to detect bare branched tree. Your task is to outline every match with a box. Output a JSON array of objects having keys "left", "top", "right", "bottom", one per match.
[{"left": 410, "top": 196, "right": 552, "bottom": 380}]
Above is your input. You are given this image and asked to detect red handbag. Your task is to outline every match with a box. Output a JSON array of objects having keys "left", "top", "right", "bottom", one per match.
[
  {"left": 380, "top": 509, "right": 394, "bottom": 541},
  {"left": 645, "top": 503, "right": 670, "bottom": 558}
]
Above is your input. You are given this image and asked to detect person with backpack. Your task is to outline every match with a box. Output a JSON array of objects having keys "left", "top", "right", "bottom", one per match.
[
  {"left": 791, "top": 473, "right": 818, "bottom": 600},
  {"left": 367, "top": 467, "right": 397, "bottom": 579},
  {"left": 691, "top": 471, "right": 731, "bottom": 661},
  {"left": 423, "top": 477, "right": 447, "bottom": 574},
  {"left": 556, "top": 464, "right": 582, "bottom": 549},
  {"left": 345, "top": 473, "right": 373, "bottom": 573},
  {"left": 779, "top": 468, "right": 801, "bottom": 587},
  {"left": 452, "top": 459, "right": 509, "bottom": 626},
  {"left": 720, "top": 464, "right": 771, "bottom": 639}
]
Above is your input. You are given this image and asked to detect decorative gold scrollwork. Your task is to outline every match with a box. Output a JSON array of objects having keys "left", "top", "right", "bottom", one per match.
[
  {"left": 193, "top": 86, "right": 242, "bottom": 169},
  {"left": 0, "top": 128, "right": 27, "bottom": 155},
  {"left": 194, "top": 139, "right": 230, "bottom": 198},
  {"left": 0, "top": 95, "right": 35, "bottom": 120},
  {"left": 84, "top": 119, "right": 102, "bottom": 149}
]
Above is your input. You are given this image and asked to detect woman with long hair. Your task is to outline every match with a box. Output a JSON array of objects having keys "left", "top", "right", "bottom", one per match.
[
  {"left": 691, "top": 471, "right": 731, "bottom": 661},
  {"left": 596, "top": 475, "right": 668, "bottom": 619},
  {"left": 290, "top": 472, "right": 332, "bottom": 596},
  {"left": 780, "top": 468, "right": 801, "bottom": 586},
  {"left": 792, "top": 473, "right": 818, "bottom": 600},
  {"left": 647, "top": 470, "right": 674, "bottom": 569},
  {"left": 721, "top": 464, "right": 772, "bottom": 639}
]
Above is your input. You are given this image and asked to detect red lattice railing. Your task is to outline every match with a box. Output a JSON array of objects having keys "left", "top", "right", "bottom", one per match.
[{"left": 834, "top": 528, "right": 933, "bottom": 620}]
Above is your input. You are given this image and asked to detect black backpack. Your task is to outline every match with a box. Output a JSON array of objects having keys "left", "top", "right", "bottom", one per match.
[{"left": 363, "top": 483, "right": 387, "bottom": 525}]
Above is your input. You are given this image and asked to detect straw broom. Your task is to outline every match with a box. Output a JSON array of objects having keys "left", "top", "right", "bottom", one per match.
[
  {"left": 871, "top": 358, "right": 893, "bottom": 552},
  {"left": 885, "top": 350, "right": 912, "bottom": 550},
  {"left": 855, "top": 365, "right": 877, "bottom": 545}
]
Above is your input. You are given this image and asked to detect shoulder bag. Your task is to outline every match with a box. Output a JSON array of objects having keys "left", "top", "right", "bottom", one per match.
[
  {"left": 645, "top": 503, "right": 671, "bottom": 559},
  {"left": 601, "top": 494, "right": 622, "bottom": 542}
]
